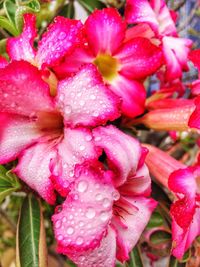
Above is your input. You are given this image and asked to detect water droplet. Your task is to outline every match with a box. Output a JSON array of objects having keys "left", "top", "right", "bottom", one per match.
[
  {"left": 80, "top": 145, "right": 85, "bottom": 151},
  {"left": 69, "top": 170, "right": 74, "bottom": 177},
  {"left": 79, "top": 221, "right": 84, "bottom": 227},
  {"left": 85, "top": 135, "right": 92, "bottom": 141},
  {"left": 112, "top": 190, "right": 120, "bottom": 201},
  {"left": 76, "top": 236, "right": 84, "bottom": 245},
  {"left": 100, "top": 211, "right": 109, "bottom": 222},
  {"left": 86, "top": 207, "right": 96, "bottom": 219},
  {"left": 59, "top": 32, "right": 67, "bottom": 40},
  {"left": 95, "top": 193, "right": 103, "bottom": 201},
  {"left": 79, "top": 255, "right": 85, "bottom": 262},
  {"left": 103, "top": 198, "right": 111, "bottom": 208},
  {"left": 55, "top": 220, "right": 61, "bottom": 228},
  {"left": 67, "top": 226, "right": 74, "bottom": 235},
  {"left": 80, "top": 100, "right": 85, "bottom": 106},
  {"left": 90, "top": 94, "right": 96, "bottom": 100},
  {"left": 64, "top": 105, "right": 72, "bottom": 114},
  {"left": 57, "top": 234, "right": 63, "bottom": 241},
  {"left": 77, "top": 180, "right": 88, "bottom": 193}
]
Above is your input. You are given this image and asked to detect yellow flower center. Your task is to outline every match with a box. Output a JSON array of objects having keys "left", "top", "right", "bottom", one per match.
[{"left": 94, "top": 54, "right": 119, "bottom": 82}]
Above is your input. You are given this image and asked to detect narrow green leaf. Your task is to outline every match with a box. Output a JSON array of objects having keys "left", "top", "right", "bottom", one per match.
[
  {"left": 15, "top": 0, "right": 40, "bottom": 31},
  {"left": 59, "top": 2, "right": 75, "bottom": 19},
  {"left": 150, "top": 230, "right": 171, "bottom": 245},
  {"left": 16, "top": 194, "right": 48, "bottom": 267},
  {"left": 147, "top": 211, "right": 163, "bottom": 228},
  {"left": 0, "top": 165, "right": 21, "bottom": 203},
  {"left": 4, "top": 0, "right": 16, "bottom": 24},
  {"left": 129, "top": 245, "right": 144, "bottom": 267},
  {"left": 78, "top": 0, "right": 106, "bottom": 13},
  {"left": 0, "top": 16, "right": 19, "bottom": 35},
  {"left": 168, "top": 256, "right": 186, "bottom": 267},
  {"left": 0, "top": 39, "right": 7, "bottom": 54}
]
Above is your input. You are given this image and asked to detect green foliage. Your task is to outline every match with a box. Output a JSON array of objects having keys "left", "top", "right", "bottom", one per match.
[
  {"left": 78, "top": 0, "right": 107, "bottom": 13},
  {"left": 0, "top": 165, "right": 21, "bottom": 203},
  {"left": 16, "top": 194, "right": 47, "bottom": 267},
  {"left": 129, "top": 245, "right": 144, "bottom": 267}
]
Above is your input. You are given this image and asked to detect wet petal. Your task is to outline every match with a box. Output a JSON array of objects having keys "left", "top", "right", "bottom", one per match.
[
  {"left": 93, "top": 125, "right": 142, "bottom": 187},
  {"left": 67, "top": 226, "right": 116, "bottom": 267},
  {"left": 56, "top": 64, "right": 120, "bottom": 127},
  {"left": 0, "top": 113, "right": 42, "bottom": 164},
  {"left": 0, "top": 61, "right": 54, "bottom": 116},
  {"left": 52, "top": 166, "right": 115, "bottom": 252},
  {"left": 7, "top": 14, "right": 36, "bottom": 62},
  {"left": 113, "top": 197, "right": 157, "bottom": 261},
  {"left": 15, "top": 141, "right": 57, "bottom": 204},
  {"left": 50, "top": 127, "right": 100, "bottom": 197},
  {"left": 36, "top": 17, "right": 83, "bottom": 68},
  {"left": 85, "top": 8, "right": 126, "bottom": 56},
  {"left": 115, "top": 37, "right": 163, "bottom": 80},
  {"left": 109, "top": 75, "right": 146, "bottom": 118}
]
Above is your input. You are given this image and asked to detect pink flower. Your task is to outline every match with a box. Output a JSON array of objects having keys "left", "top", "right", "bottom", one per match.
[
  {"left": 132, "top": 97, "right": 200, "bottom": 132},
  {"left": 53, "top": 8, "right": 163, "bottom": 118},
  {"left": 52, "top": 126, "right": 157, "bottom": 266},
  {"left": 0, "top": 61, "right": 120, "bottom": 204},
  {"left": 145, "top": 145, "right": 200, "bottom": 259},
  {"left": 125, "top": 0, "right": 192, "bottom": 80}
]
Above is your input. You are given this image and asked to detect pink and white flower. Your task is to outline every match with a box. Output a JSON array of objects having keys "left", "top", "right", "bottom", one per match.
[
  {"left": 145, "top": 144, "right": 200, "bottom": 259},
  {"left": 52, "top": 126, "right": 157, "bottom": 266},
  {"left": 0, "top": 61, "right": 120, "bottom": 204},
  {"left": 125, "top": 0, "right": 192, "bottom": 80},
  {"left": 53, "top": 8, "right": 163, "bottom": 118}
]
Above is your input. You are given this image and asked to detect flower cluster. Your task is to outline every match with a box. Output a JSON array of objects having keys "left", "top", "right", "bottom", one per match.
[{"left": 0, "top": 0, "right": 200, "bottom": 265}]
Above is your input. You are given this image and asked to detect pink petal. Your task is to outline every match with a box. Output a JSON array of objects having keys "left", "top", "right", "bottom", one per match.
[
  {"left": 125, "top": 23, "right": 156, "bottom": 42},
  {"left": 50, "top": 127, "right": 100, "bottom": 197},
  {"left": 53, "top": 47, "right": 94, "bottom": 79},
  {"left": 66, "top": 226, "right": 116, "bottom": 267},
  {"left": 84, "top": 8, "right": 126, "bottom": 56},
  {"left": 93, "top": 125, "right": 142, "bottom": 187},
  {"left": 115, "top": 37, "right": 163, "bottom": 80},
  {"left": 125, "top": 0, "right": 159, "bottom": 34},
  {"left": 52, "top": 165, "right": 116, "bottom": 252},
  {"left": 109, "top": 74, "right": 145, "bottom": 118},
  {"left": 0, "top": 56, "right": 8, "bottom": 68},
  {"left": 56, "top": 64, "right": 120, "bottom": 127},
  {"left": 172, "top": 208, "right": 200, "bottom": 259},
  {"left": 7, "top": 14, "right": 36, "bottom": 62},
  {"left": 36, "top": 17, "right": 83, "bottom": 68},
  {"left": 113, "top": 197, "right": 157, "bottom": 261},
  {"left": 15, "top": 142, "right": 57, "bottom": 204},
  {"left": 0, "top": 113, "right": 42, "bottom": 163},
  {"left": 188, "top": 96, "right": 200, "bottom": 130},
  {"left": 189, "top": 49, "right": 200, "bottom": 72},
  {"left": 162, "top": 36, "right": 192, "bottom": 80},
  {"left": 0, "top": 61, "right": 54, "bottom": 116}
]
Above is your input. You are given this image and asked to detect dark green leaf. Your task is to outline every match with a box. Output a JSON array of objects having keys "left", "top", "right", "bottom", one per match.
[
  {"left": 78, "top": 0, "right": 106, "bottom": 13},
  {"left": 0, "top": 16, "right": 19, "bottom": 35},
  {"left": 59, "top": 2, "right": 75, "bottom": 18},
  {"left": 129, "top": 245, "right": 144, "bottom": 267},
  {"left": 150, "top": 230, "right": 171, "bottom": 245},
  {"left": 168, "top": 256, "right": 186, "bottom": 267},
  {"left": 4, "top": 0, "right": 16, "bottom": 24},
  {"left": 147, "top": 211, "right": 163, "bottom": 228},
  {"left": 0, "top": 39, "right": 7, "bottom": 54},
  {"left": 16, "top": 194, "right": 47, "bottom": 267},
  {"left": 0, "top": 165, "right": 21, "bottom": 203}
]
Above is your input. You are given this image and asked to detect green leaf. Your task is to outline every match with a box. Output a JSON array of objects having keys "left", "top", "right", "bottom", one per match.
[
  {"left": 0, "top": 16, "right": 19, "bottom": 35},
  {"left": 59, "top": 2, "right": 75, "bottom": 19},
  {"left": 0, "top": 165, "right": 21, "bottom": 203},
  {"left": 150, "top": 230, "right": 171, "bottom": 245},
  {"left": 168, "top": 256, "right": 186, "bottom": 267},
  {"left": 4, "top": 0, "right": 17, "bottom": 24},
  {"left": 0, "top": 39, "right": 7, "bottom": 54},
  {"left": 147, "top": 211, "right": 164, "bottom": 228},
  {"left": 16, "top": 194, "right": 48, "bottom": 267},
  {"left": 15, "top": 0, "right": 40, "bottom": 31},
  {"left": 78, "top": 0, "right": 106, "bottom": 13},
  {"left": 129, "top": 245, "right": 144, "bottom": 267}
]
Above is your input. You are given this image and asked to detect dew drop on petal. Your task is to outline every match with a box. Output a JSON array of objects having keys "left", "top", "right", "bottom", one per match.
[
  {"left": 85, "top": 207, "right": 96, "bottom": 219},
  {"left": 76, "top": 236, "right": 84, "bottom": 245},
  {"left": 57, "top": 234, "right": 64, "bottom": 241},
  {"left": 112, "top": 190, "right": 120, "bottom": 201},
  {"left": 100, "top": 211, "right": 109, "bottom": 222},
  {"left": 95, "top": 193, "right": 103, "bottom": 201},
  {"left": 55, "top": 220, "right": 61, "bottom": 229},
  {"left": 79, "top": 145, "right": 85, "bottom": 151},
  {"left": 85, "top": 135, "right": 92, "bottom": 142},
  {"left": 64, "top": 105, "right": 72, "bottom": 114},
  {"left": 59, "top": 32, "right": 67, "bottom": 40},
  {"left": 77, "top": 180, "right": 88, "bottom": 193},
  {"left": 103, "top": 198, "right": 111, "bottom": 208},
  {"left": 67, "top": 226, "right": 74, "bottom": 235}
]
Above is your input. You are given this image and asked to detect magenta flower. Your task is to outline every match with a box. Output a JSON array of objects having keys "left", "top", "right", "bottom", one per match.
[
  {"left": 0, "top": 61, "right": 120, "bottom": 204},
  {"left": 52, "top": 126, "right": 157, "bottom": 266},
  {"left": 145, "top": 145, "right": 200, "bottom": 259},
  {"left": 53, "top": 8, "right": 163, "bottom": 118},
  {"left": 125, "top": 0, "right": 192, "bottom": 80}
]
